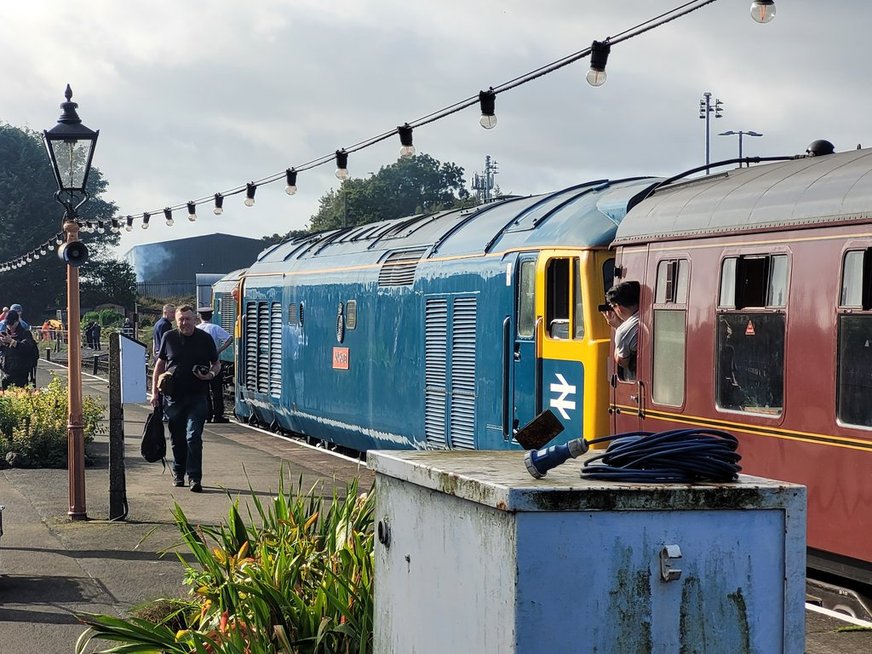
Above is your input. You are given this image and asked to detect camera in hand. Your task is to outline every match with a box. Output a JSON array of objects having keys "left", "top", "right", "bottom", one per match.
[
  {"left": 597, "top": 303, "right": 611, "bottom": 313},
  {"left": 194, "top": 364, "right": 210, "bottom": 376}
]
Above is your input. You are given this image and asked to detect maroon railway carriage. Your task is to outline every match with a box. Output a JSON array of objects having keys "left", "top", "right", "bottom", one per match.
[{"left": 610, "top": 145, "right": 872, "bottom": 587}]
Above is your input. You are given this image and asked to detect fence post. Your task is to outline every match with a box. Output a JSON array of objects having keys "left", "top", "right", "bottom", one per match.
[{"left": 93, "top": 355, "right": 100, "bottom": 375}]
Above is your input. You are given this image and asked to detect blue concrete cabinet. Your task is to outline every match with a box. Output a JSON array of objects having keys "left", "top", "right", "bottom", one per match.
[{"left": 370, "top": 450, "right": 806, "bottom": 654}]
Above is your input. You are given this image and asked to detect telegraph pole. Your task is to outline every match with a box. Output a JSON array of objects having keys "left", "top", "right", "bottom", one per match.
[{"left": 699, "top": 92, "right": 724, "bottom": 174}]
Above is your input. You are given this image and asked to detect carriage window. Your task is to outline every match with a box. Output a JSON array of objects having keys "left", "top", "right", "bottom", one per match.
[
  {"left": 841, "top": 249, "right": 872, "bottom": 309},
  {"left": 716, "top": 313, "right": 784, "bottom": 415},
  {"left": 719, "top": 254, "right": 788, "bottom": 309},
  {"left": 838, "top": 249, "right": 872, "bottom": 426},
  {"left": 602, "top": 258, "right": 615, "bottom": 295},
  {"left": 655, "top": 260, "right": 689, "bottom": 304},
  {"left": 652, "top": 259, "right": 688, "bottom": 405},
  {"left": 652, "top": 310, "right": 686, "bottom": 405},
  {"left": 517, "top": 260, "right": 536, "bottom": 338}
]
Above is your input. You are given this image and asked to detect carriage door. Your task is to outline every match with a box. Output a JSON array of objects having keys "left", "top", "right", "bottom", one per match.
[
  {"left": 610, "top": 249, "right": 649, "bottom": 433},
  {"left": 512, "top": 255, "right": 539, "bottom": 434}
]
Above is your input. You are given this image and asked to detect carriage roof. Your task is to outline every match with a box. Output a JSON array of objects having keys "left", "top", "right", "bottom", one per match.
[{"left": 614, "top": 147, "right": 872, "bottom": 245}]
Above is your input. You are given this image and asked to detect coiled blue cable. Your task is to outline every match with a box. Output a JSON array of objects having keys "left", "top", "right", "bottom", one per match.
[{"left": 580, "top": 428, "right": 741, "bottom": 483}]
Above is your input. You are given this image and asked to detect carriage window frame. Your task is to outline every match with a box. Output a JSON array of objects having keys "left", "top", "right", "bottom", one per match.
[
  {"left": 651, "top": 258, "right": 688, "bottom": 405},
  {"left": 719, "top": 253, "right": 789, "bottom": 309},
  {"left": 837, "top": 248, "right": 872, "bottom": 427},
  {"left": 716, "top": 253, "right": 788, "bottom": 417}
]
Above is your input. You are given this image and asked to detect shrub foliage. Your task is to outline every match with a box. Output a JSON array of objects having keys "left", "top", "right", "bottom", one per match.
[
  {"left": 0, "top": 375, "right": 104, "bottom": 467},
  {"left": 76, "top": 474, "right": 376, "bottom": 653}
]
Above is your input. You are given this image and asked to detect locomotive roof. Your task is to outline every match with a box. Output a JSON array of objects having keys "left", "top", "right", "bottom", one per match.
[
  {"left": 615, "top": 147, "right": 872, "bottom": 244},
  {"left": 249, "top": 176, "right": 657, "bottom": 274}
]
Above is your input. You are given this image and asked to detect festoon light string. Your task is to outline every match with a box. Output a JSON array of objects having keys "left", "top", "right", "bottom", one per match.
[{"left": 2, "top": 0, "right": 777, "bottom": 272}]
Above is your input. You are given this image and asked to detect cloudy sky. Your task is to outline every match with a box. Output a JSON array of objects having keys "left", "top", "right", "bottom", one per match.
[{"left": 2, "top": 0, "right": 868, "bottom": 255}]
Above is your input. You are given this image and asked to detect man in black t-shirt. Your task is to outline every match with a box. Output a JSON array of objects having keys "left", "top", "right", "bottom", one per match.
[{"left": 150, "top": 305, "right": 219, "bottom": 492}]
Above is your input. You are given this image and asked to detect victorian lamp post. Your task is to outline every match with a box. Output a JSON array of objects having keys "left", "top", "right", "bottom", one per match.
[{"left": 43, "top": 85, "right": 98, "bottom": 520}]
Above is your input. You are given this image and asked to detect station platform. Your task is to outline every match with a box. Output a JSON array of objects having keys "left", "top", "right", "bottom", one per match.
[{"left": 0, "top": 361, "right": 869, "bottom": 652}]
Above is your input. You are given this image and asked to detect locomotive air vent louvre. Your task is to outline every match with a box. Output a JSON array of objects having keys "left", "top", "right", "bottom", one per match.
[
  {"left": 269, "top": 302, "right": 283, "bottom": 399},
  {"left": 244, "top": 302, "right": 259, "bottom": 393},
  {"left": 378, "top": 248, "right": 427, "bottom": 287},
  {"left": 288, "top": 303, "right": 299, "bottom": 326},
  {"left": 217, "top": 293, "right": 236, "bottom": 333},
  {"left": 449, "top": 297, "right": 477, "bottom": 450},
  {"left": 424, "top": 298, "right": 448, "bottom": 448}
]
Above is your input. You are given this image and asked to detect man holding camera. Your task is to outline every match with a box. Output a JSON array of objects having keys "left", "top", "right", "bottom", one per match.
[{"left": 150, "top": 305, "right": 219, "bottom": 493}]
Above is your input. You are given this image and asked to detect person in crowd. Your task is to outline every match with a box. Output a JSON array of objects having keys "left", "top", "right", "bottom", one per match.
[
  {"left": 84, "top": 321, "right": 96, "bottom": 349},
  {"left": 152, "top": 304, "right": 175, "bottom": 358},
  {"left": 92, "top": 321, "right": 101, "bottom": 351},
  {"left": 151, "top": 305, "right": 220, "bottom": 493},
  {"left": 0, "top": 309, "right": 38, "bottom": 389},
  {"left": 1, "top": 303, "right": 30, "bottom": 333},
  {"left": 122, "top": 316, "right": 133, "bottom": 337},
  {"left": 601, "top": 281, "right": 641, "bottom": 381},
  {"left": 196, "top": 307, "right": 233, "bottom": 423},
  {"left": 0, "top": 307, "right": 8, "bottom": 322}
]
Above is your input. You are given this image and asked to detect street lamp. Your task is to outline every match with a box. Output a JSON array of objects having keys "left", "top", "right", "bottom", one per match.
[
  {"left": 43, "top": 84, "right": 98, "bottom": 521},
  {"left": 718, "top": 130, "right": 763, "bottom": 166}
]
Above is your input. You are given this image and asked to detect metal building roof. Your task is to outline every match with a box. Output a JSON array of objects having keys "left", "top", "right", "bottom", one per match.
[{"left": 614, "top": 148, "right": 872, "bottom": 245}]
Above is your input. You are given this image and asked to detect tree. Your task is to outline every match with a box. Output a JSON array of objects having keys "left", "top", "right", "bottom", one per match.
[
  {"left": 308, "top": 154, "right": 467, "bottom": 232},
  {"left": 79, "top": 258, "right": 137, "bottom": 309},
  {"left": 0, "top": 124, "right": 118, "bottom": 318}
]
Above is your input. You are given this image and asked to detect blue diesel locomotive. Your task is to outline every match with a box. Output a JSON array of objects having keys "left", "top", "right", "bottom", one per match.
[{"left": 233, "top": 177, "right": 659, "bottom": 451}]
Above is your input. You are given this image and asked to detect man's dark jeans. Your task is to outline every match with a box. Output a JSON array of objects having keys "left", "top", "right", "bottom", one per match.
[{"left": 166, "top": 393, "right": 208, "bottom": 483}]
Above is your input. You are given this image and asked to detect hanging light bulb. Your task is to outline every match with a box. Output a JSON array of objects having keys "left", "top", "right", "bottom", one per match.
[
  {"left": 750, "top": 0, "right": 775, "bottom": 23},
  {"left": 26, "top": 255, "right": 33, "bottom": 263},
  {"left": 111, "top": 218, "right": 120, "bottom": 231},
  {"left": 164, "top": 207, "right": 174, "bottom": 226},
  {"left": 214, "top": 193, "right": 224, "bottom": 215},
  {"left": 40, "top": 246, "right": 48, "bottom": 255},
  {"left": 479, "top": 89, "right": 497, "bottom": 129},
  {"left": 33, "top": 251, "right": 41, "bottom": 260},
  {"left": 285, "top": 168, "right": 298, "bottom": 195},
  {"left": 187, "top": 201, "right": 197, "bottom": 222},
  {"left": 96, "top": 221, "right": 106, "bottom": 234},
  {"left": 244, "top": 183, "right": 257, "bottom": 207},
  {"left": 142, "top": 212, "right": 151, "bottom": 229},
  {"left": 586, "top": 40, "right": 611, "bottom": 87},
  {"left": 398, "top": 124, "right": 415, "bottom": 157},
  {"left": 125, "top": 215, "right": 134, "bottom": 232},
  {"left": 55, "top": 232, "right": 64, "bottom": 245},
  {"left": 335, "top": 150, "right": 349, "bottom": 180}
]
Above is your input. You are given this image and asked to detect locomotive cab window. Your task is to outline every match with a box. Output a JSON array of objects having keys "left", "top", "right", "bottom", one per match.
[
  {"left": 544, "top": 257, "right": 584, "bottom": 340},
  {"left": 517, "top": 260, "right": 536, "bottom": 338},
  {"left": 652, "top": 259, "right": 688, "bottom": 405},
  {"left": 837, "top": 248, "right": 872, "bottom": 427},
  {"left": 716, "top": 254, "right": 787, "bottom": 415}
]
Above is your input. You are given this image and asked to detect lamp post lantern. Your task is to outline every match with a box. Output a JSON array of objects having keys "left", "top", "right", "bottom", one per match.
[
  {"left": 718, "top": 130, "right": 763, "bottom": 166},
  {"left": 43, "top": 84, "right": 98, "bottom": 520}
]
